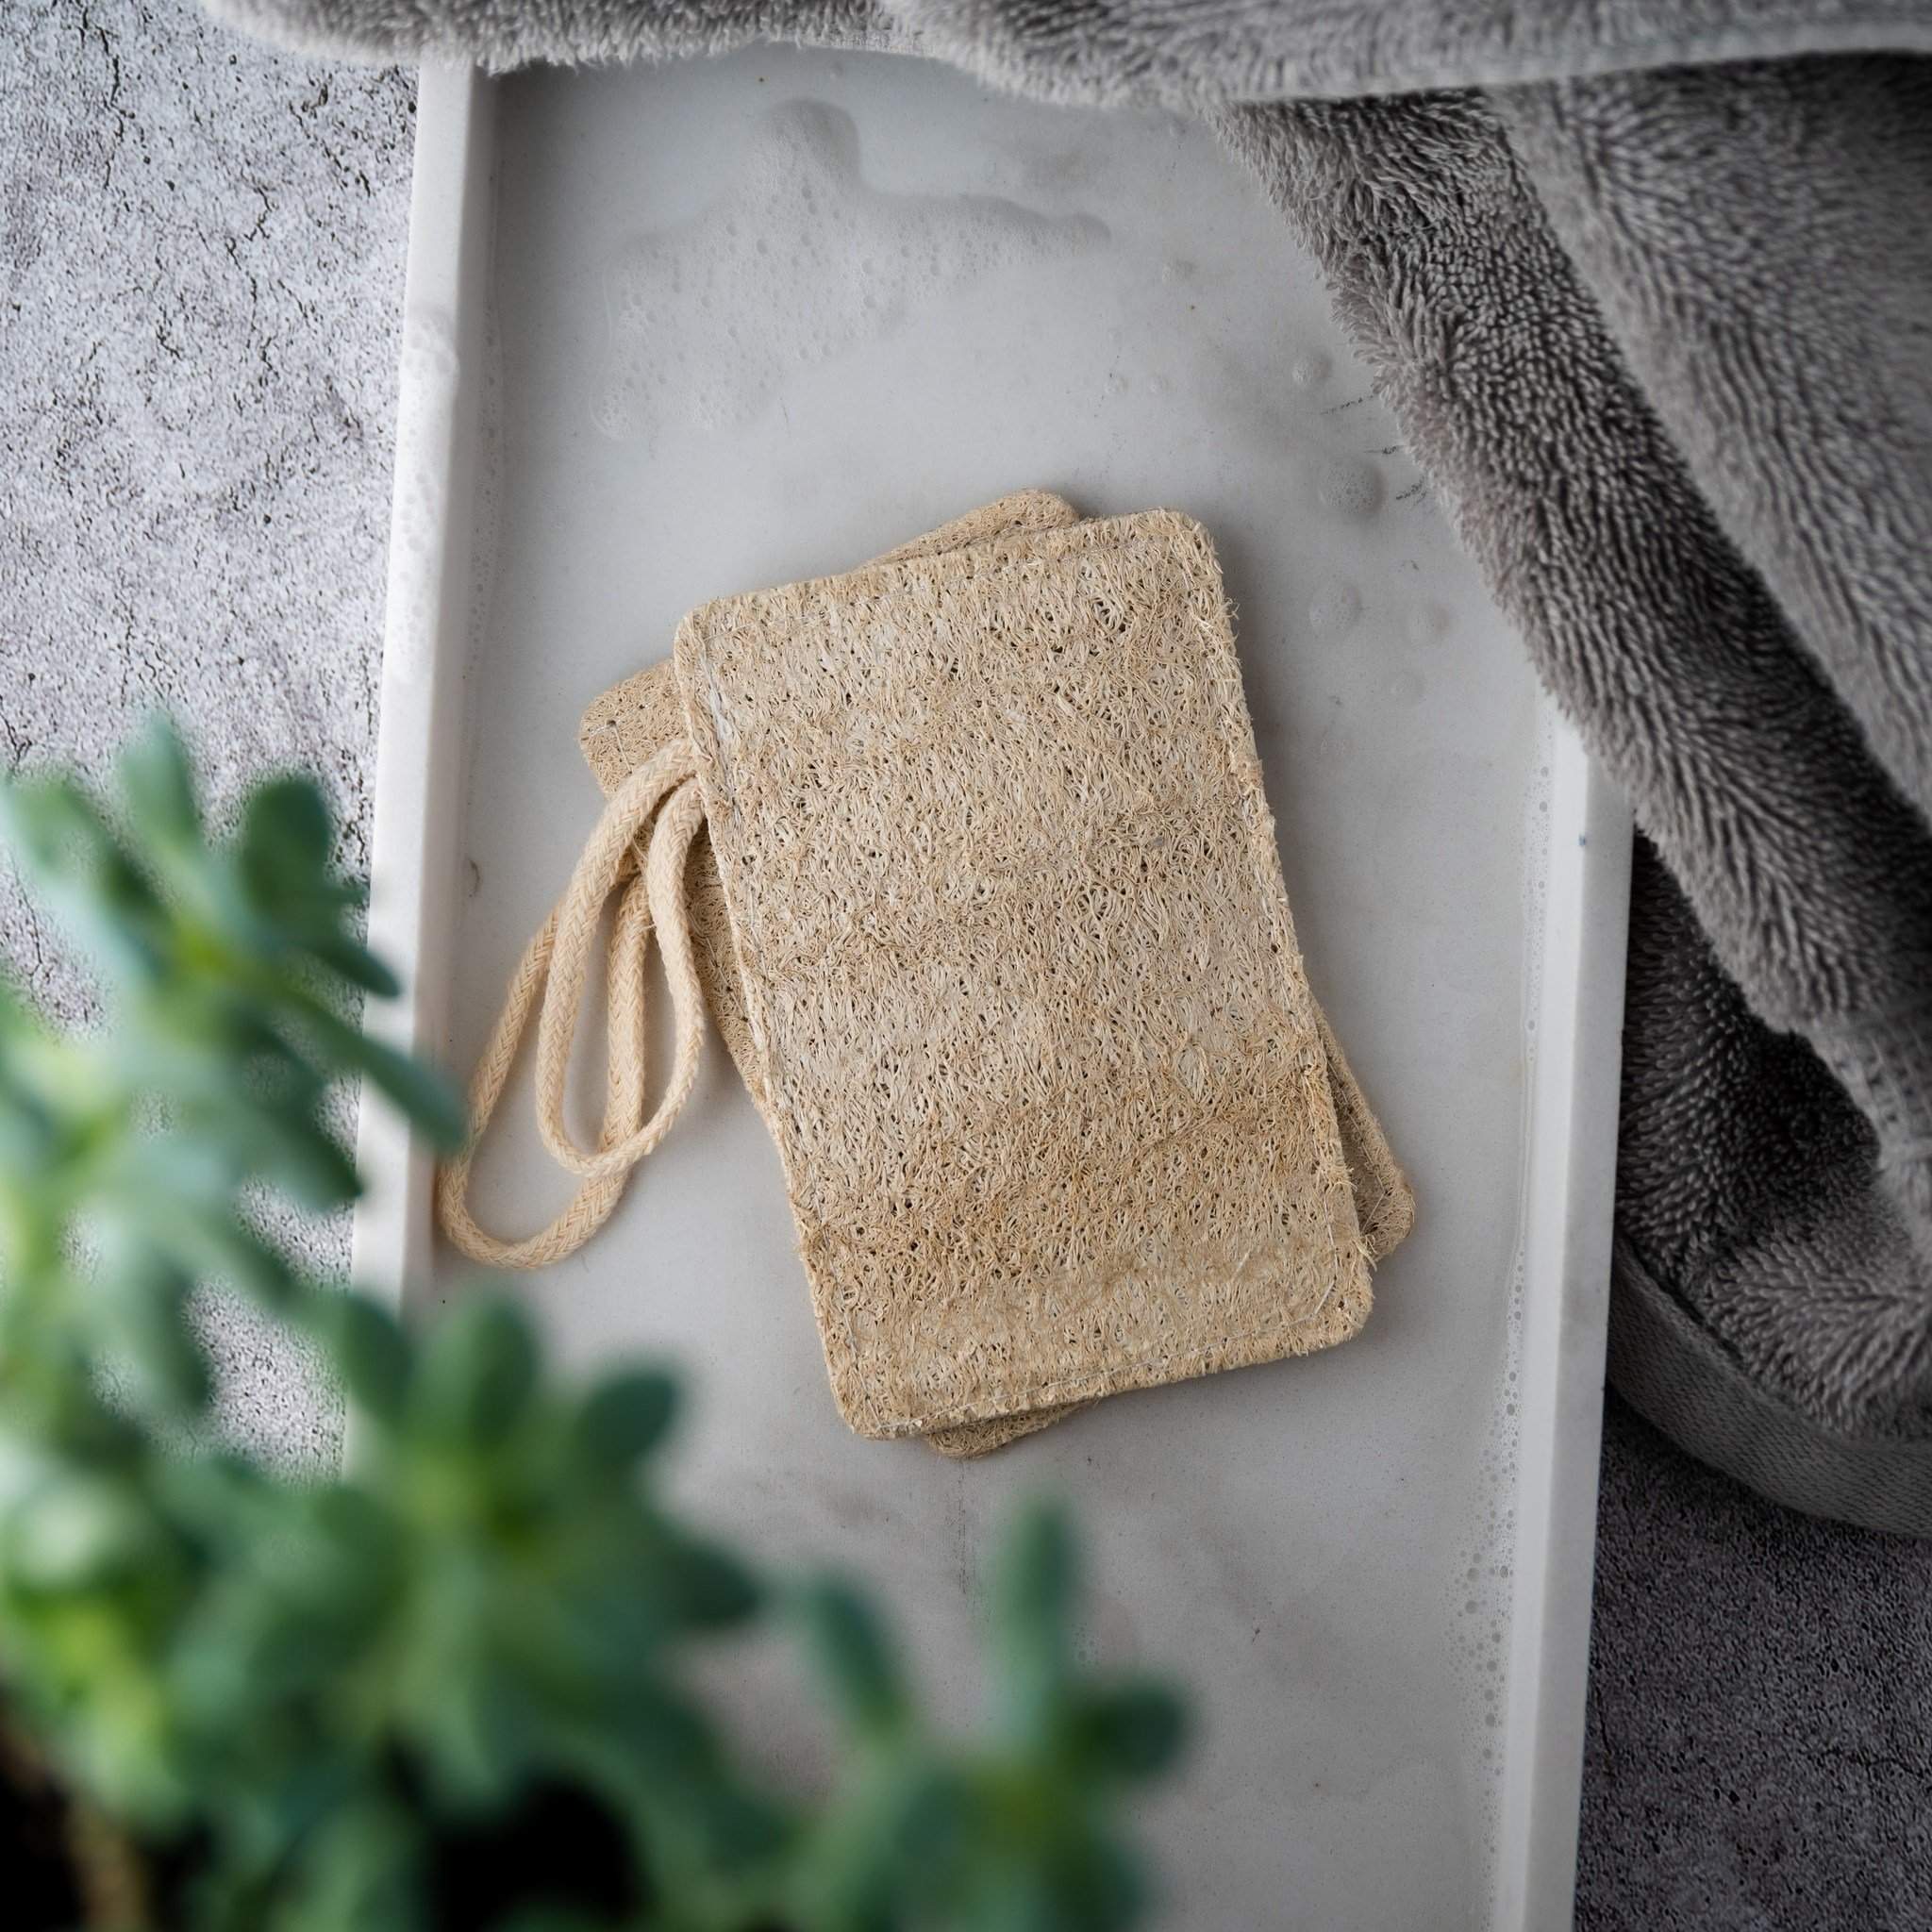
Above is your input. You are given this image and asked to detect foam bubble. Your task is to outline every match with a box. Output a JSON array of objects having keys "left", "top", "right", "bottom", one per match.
[
  {"left": 595, "top": 100, "right": 1108, "bottom": 441},
  {"left": 1447, "top": 706, "right": 1558, "bottom": 1876},
  {"left": 1312, "top": 452, "right": 1385, "bottom": 520},
  {"left": 385, "top": 310, "right": 461, "bottom": 688},
  {"left": 1406, "top": 600, "right": 1451, "bottom": 647},
  {"left": 1290, "top": 348, "right": 1331, "bottom": 390},
  {"left": 1307, "top": 576, "right": 1361, "bottom": 639}
]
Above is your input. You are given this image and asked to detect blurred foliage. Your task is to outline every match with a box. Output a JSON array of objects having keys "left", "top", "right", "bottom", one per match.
[{"left": 0, "top": 724, "right": 1186, "bottom": 1931}]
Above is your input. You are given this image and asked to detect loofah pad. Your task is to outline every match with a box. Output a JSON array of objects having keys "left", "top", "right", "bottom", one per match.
[
  {"left": 655, "top": 508, "right": 1374, "bottom": 1438},
  {"left": 925, "top": 1010, "right": 1413, "bottom": 1457},
  {"left": 581, "top": 492, "right": 1414, "bottom": 1454}
]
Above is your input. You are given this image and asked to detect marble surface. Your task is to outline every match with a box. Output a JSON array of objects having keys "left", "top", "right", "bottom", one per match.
[{"left": 438, "top": 49, "right": 1546, "bottom": 1928}]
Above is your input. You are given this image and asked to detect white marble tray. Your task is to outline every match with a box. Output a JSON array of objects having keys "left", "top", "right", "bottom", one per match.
[{"left": 354, "top": 52, "right": 1632, "bottom": 1931}]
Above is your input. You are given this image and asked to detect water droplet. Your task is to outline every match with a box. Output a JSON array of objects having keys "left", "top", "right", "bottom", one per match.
[{"left": 1291, "top": 348, "right": 1332, "bottom": 390}]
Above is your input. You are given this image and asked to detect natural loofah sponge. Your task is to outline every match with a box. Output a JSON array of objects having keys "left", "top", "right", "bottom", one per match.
[
  {"left": 578, "top": 492, "right": 1414, "bottom": 1454},
  {"left": 669, "top": 508, "right": 1374, "bottom": 1436},
  {"left": 445, "top": 494, "right": 1411, "bottom": 1448}
]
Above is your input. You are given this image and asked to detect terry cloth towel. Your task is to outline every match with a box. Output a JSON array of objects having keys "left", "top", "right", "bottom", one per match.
[
  {"left": 441, "top": 505, "right": 1403, "bottom": 1446},
  {"left": 224, "top": 0, "right": 1932, "bottom": 1530},
  {"left": 575, "top": 491, "right": 1414, "bottom": 1457}
]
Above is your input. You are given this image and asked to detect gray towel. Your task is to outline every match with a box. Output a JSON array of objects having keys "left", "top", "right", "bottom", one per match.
[
  {"left": 1219, "top": 61, "right": 1932, "bottom": 1527},
  {"left": 211, "top": 0, "right": 1932, "bottom": 1531}
]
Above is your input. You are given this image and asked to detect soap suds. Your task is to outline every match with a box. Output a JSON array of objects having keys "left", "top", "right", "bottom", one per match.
[
  {"left": 1291, "top": 347, "right": 1332, "bottom": 390},
  {"left": 595, "top": 100, "right": 1108, "bottom": 441},
  {"left": 1407, "top": 600, "right": 1452, "bottom": 646},
  {"left": 1308, "top": 575, "right": 1363, "bottom": 639},
  {"left": 1312, "top": 451, "right": 1386, "bottom": 520},
  {"left": 386, "top": 310, "right": 460, "bottom": 688},
  {"left": 1450, "top": 709, "right": 1557, "bottom": 1878}
]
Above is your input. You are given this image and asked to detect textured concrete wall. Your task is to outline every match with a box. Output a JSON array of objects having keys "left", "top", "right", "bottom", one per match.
[{"left": 0, "top": 0, "right": 411, "bottom": 1464}]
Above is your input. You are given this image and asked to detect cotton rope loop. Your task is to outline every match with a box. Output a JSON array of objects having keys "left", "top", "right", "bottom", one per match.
[
  {"left": 434, "top": 872, "right": 649, "bottom": 1267},
  {"left": 435, "top": 739, "right": 705, "bottom": 1267},
  {"left": 536, "top": 751, "right": 706, "bottom": 1178}
]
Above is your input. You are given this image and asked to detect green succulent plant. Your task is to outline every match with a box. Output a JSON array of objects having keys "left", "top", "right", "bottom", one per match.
[{"left": 0, "top": 724, "right": 1186, "bottom": 1932}]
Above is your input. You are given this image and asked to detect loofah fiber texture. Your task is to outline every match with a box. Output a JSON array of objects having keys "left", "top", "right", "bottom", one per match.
[
  {"left": 443, "top": 493, "right": 1410, "bottom": 1446},
  {"left": 580, "top": 491, "right": 1413, "bottom": 1456},
  {"left": 673, "top": 503, "right": 1378, "bottom": 1438}
]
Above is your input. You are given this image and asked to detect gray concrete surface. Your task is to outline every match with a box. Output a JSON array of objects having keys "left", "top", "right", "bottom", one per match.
[
  {"left": 1, "top": 0, "right": 411, "bottom": 1464},
  {"left": 2, "top": 3, "right": 1927, "bottom": 1923}
]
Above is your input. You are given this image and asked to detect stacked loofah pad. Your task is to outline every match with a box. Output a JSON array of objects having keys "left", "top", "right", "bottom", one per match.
[{"left": 446, "top": 494, "right": 1413, "bottom": 1454}]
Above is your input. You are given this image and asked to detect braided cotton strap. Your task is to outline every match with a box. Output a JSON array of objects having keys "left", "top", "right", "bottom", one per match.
[{"left": 435, "top": 741, "right": 707, "bottom": 1268}]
